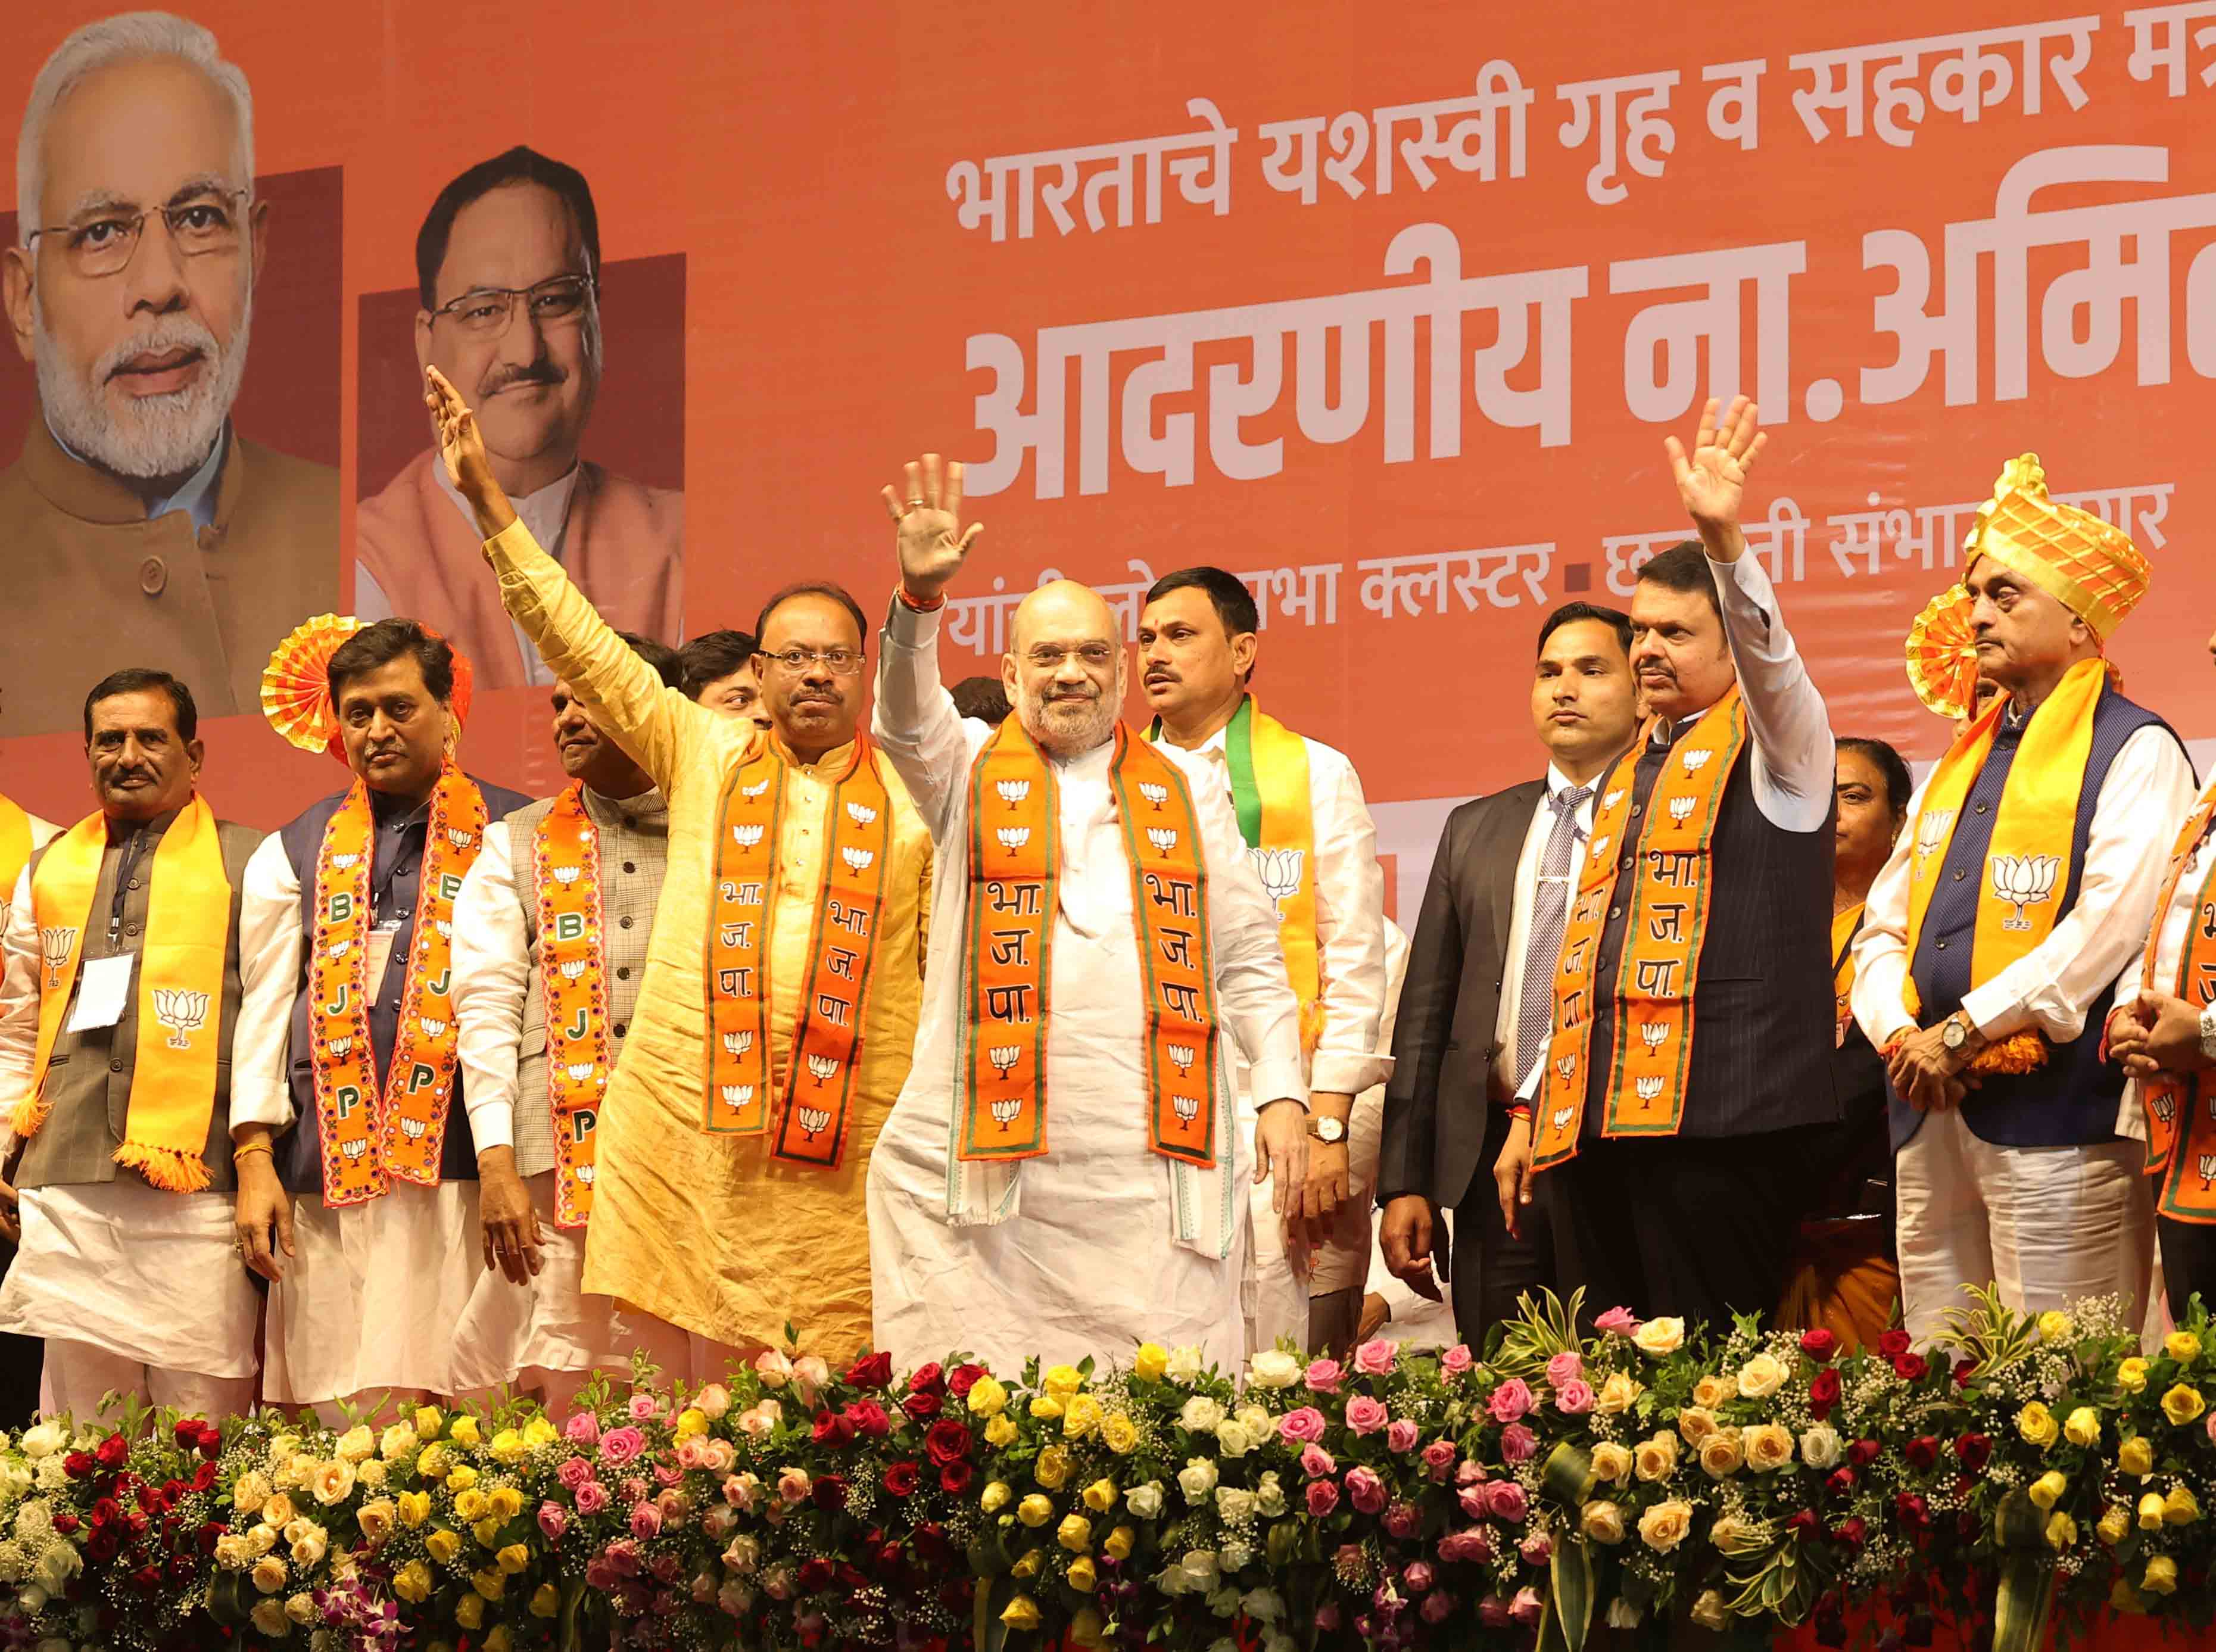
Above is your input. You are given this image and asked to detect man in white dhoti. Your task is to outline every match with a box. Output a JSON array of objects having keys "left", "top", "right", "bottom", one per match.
[{"left": 865, "top": 454, "right": 1309, "bottom": 1375}]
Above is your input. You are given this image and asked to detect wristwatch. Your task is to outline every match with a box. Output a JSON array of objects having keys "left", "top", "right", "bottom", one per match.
[
  {"left": 2199, "top": 1005, "right": 2216, "bottom": 1066},
  {"left": 1308, "top": 1114, "right": 1347, "bottom": 1145},
  {"left": 1940, "top": 1010, "right": 1978, "bottom": 1056}
]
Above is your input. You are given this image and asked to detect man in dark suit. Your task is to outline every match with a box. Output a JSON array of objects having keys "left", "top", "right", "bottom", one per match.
[{"left": 1377, "top": 601, "right": 1636, "bottom": 1344}]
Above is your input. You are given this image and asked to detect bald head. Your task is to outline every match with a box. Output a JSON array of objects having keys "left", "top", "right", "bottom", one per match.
[{"left": 1004, "top": 579, "right": 1126, "bottom": 757}]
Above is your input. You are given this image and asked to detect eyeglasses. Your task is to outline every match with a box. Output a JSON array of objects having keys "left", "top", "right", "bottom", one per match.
[
  {"left": 1022, "top": 643, "right": 1118, "bottom": 670},
  {"left": 427, "top": 273, "right": 598, "bottom": 338},
  {"left": 26, "top": 188, "right": 251, "bottom": 279},
  {"left": 759, "top": 647, "right": 865, "bottom": 677}
]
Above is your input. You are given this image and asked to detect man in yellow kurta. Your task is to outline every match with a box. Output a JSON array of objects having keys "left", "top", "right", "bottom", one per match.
[{"left": 423, "top": 368, "right": 930, "bottom": 1364}]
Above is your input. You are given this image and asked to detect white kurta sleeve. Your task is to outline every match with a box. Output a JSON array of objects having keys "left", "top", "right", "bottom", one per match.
[
  {"left": 451, "top": 824, "right": 529, "bottom": 1157},
  {"left": 230, "top": 833, "right": 304, "bottom": 1132},
  {"left": 1305, "top": 743, "right": 1391, "bottom": 1096},
  {"left": 1176, "top": 749, "right": 1305, "bottom": 1107},
  {"left": 870, "top": 596, "right": 981, "bottom": 841},
  {"left": 1708, "top": 550, "right": 1834, "bottom": 833},
  {"left": 0, "top": 868, "right": 40, "bottom": 1135},
  {"left": 1850, "top": 770, "right": 1935, "bottom": 1051}
]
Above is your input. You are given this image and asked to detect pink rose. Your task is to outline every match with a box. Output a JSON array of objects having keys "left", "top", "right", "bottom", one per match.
[
  {"left": 793, "top": 1355, "right": 831, "bottom": 1405},
  {"left": 652, "top": 1461, "right": 683, "bottom": 1488},
  {"left": 1420, "top": 1588, "right": 1454, "bottom": 1623},
  {"left": 1455, "top": 1460, "right": 1488, "bottom": 1487},
  {"left": 701, "top": 1439, "right": 737, "bottom": 1473},
  {"left": 1305, "top": 1358, "right": 1344, "bottom": 1394},
  {"left": 1386, "top": 1419, "right": 1421, "bottom": 1455},
  {"left": 1500, "top": 1423, "right": 1537, "bottom": 1464},
  {"left": 676, "top": 1438, "right": 712, "bottom": 1472},
  {"left": 2207, "top": 1411, "right": 2216, "bottom": 1447},
  {"left": 1483, "top": 1480, "right": 1526, "bottom": 1522},
  {"left": 565, "top": 1411, "right": 602, "bottom": 1445},
  {"left": 1544, "top": 1351, "right": 1584, "bottom": 1386},
  {"left": 574, "top": 1480, "right": 610, "bottom": 1516},
  {"left": 557, "top": 1456, "right": 593, "bottom": 1490},
  {"left": 1345, "top": 1467, "right": 1386, "bottom": 1514},
  {"left": 1306, "top": 1478, "right": 1340, "bottom": 1516},
  {"left": 1440, "top": 1344, "right": 1473, "bottom": 1376},
  {"left": 538, "top": 1501, "right": 570, "bottom": 1541},
  {"left": 1457, "top": 1486, "right": 1486, "bottom": 1518},
  {"left": 1593, "top": 1305, "right": 1641, "bottom": 1336},
  {"left": 723, "top": 1473, "right": 761, "bottom": 1513},
  {"left": 736, "top": 1401, "right": 778, "bottom": 1440},
  {"left": 621, "top": 1476, "right": 649, "bottom": 1504},
  {"left": 776, "top": 1469, "right": 812, "bottom": 1506},
  {"left": 1436, "top": 1528, "right": 1492, "bottom": 1564},
  {"left": 1277, "top": 1407, "right": 1327, "bottom": 1445},
  {"left": 1420, "top": 1439, "right": 1457, "bottom": 1480},
  {"left": 1353, "top": 1339, "right": 1398, "bottom": 1377},
  {"left": 1510, "top": 1588, "right": 1543, "bottom": 1626},
  {"left": 1382, "top": 1501, "right": 1420, "bottom": 1538},
  {"left": 1486, "top": 1379, "right": 1532, "bottom": 1423},
  {"left": 599, "top": 1426, "right": 647, "bottom": 1466},
  {"left": 1345, "top": 1396, "right": 1390, "bottom": 1436},
  {"left": 1299, "top": 1443, "right": 1337, "bottom": 1479},
  {"left": 1554, "top": 1379, "right": 1595, "bottom": 1416},
  {"left": 656, "top": 1488, "right": 688, "bottom": 1522},
  {"left": 629, "top": 1393, "right": 667, "bottom": 1423},
  {"left": 1478, "top": 1595, "right": 1512, "bottom": 1628},
  {"left": 1402, "top": 1561, "right": 1436, "bottom": 1594},
  {"left": 703, "top": 1506, "right": 736, "bottom": 1541},
  {"left": 629, "top": 1502, "right": 663, "bottom": 1539},
  {"left": 1520, "top": 1532, "right": 1553, "bottom": 1566}
]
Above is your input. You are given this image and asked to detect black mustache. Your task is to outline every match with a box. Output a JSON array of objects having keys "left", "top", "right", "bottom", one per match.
[{"left": 483, "top": 362, "right": 565, "bottom": 395}]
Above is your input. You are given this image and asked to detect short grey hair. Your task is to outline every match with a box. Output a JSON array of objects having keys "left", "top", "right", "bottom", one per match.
[{"left": 17, "top": 12, "right": 254, "bottom": 247}]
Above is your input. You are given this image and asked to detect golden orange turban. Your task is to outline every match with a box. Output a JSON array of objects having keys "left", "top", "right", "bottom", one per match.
[{"left": 1959, "top": 453, "right": 2151, "bottom": 644}]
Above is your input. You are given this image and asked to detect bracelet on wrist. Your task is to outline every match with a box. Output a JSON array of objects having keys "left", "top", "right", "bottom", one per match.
[
  {"left": 232, "top": 1142, "right": 273, "bottom": 1161},
  {"left": 896, "top": 583, "right": 946, "bottom": 613},
  {"left": 1507, "top": 1104, "right": 1533, "bottom": 1121}
]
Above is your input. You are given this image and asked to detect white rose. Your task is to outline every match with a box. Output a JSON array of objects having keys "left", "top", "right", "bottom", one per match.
[
  {"left": 13, "top": 1501, "right": 52, "bottom": 1539},
  {"left": 33, "top": 1458, "right": 66, "bottom": 1491},
  {"left": 250, "top": 1597, "right": 291, "bottom": 1637},
  {"left": 1736, "top": 1352, "right": 1786, "bottom": 1399},
  {"left": 1248, "top": 1350, "right": 1302, "bottom": 1391},
  {"left": 1632, "top": 1317, "right": 1685, "bottom": 1357},
  {"left": 1606, "top": 1597, "right": 1644, "bottom": 1629},
  {"left": 248, "top": 1523, "right": 278, "bottom": 1557},
  {"left": 32, "top": 1541, "right": 80, "bottom": 1591},
  {"left": 17, "top": 1423, "right": 62, "bottom": 1461},
  {"left": 1240, "top": 1587, "right": 1285, "bottom": 1622},
  {"left": 1254, "top": 1472, "right": 1286, "bottom": 1518},
  {"left": 1690, "top": 1588, "right": 1730, "bottom": 1631},
  {"left": 15, "top": 1586, "right": 45, "bottom": 1614},
  {"left": 1, "top": 1461, "right": 32, "bottom": 1498},
  {"left": 1215, "top": 1420, "right": 1252, "bottom": 1458},
  {"left": 1178, "top": 1458, "right": 1220, "bottom": 1503},
  {"left": 1127, "top": 1481, "right": 1166, "bottom": 1519},
  {"left": 1165, "top": 1346, "right": 1205, "bottom": 1385},
  {"left": 1215, "top": 1486, "right": 1256, "bottom": 1524},
  {"left": 1217, "top": 1540, "right": 1252, "bottom": 1572},
  {"left": 1178, "top": 1549, "right": 1221, "bottom": 1591},
  {"left": 1180, "top": 1397, "right": 1227, "bottom": 1433},
  {"left": 291, "top": 1526, "right": 329, "bottom": 1567},
  {"left": 1799, "top": 1425, "right": 1841, "bottom": 1471},
  {"left": 1236, "top": 1405, "right": 1272, "bottom": 1439}
]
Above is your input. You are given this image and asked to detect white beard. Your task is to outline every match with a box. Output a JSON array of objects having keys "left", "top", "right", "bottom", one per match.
[
  {"left": 1014, "top": 680, "right": 1117, "bottom": 758},
  {"left": 36, "top": 298, "right": 250, "bottom": 481}
]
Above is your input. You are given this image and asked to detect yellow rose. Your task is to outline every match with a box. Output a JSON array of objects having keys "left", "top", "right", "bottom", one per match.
[
  {"left": 1043, "top": 1364, "right": 1084, "bottom": 1397},
  {"left": 981, "top": 1481, "right": 1012, "bottom": 1514},
  {"left": 1736, "top": 1352, "right": 1786, "bottom": 1400},
  {"left": 523, "top": 1417, "right": 559, "bottom": 1449},
  {"left": 1689, "top": 1590, "right": 1729, "bottom": 1632},
  {"left": 1133, "top": 1344, "right": 1169, "bottom": 1383},
  {"left": 2064, "top": 1408, "right": 2101, "bottom": 1448},
  {"left": 454, "top": 1594, "right": 484, "bottom": 1631},
  {"left": 488, "top": 1487, "right": 523, "bottom": 1522},
  {"left": 335, "top": 1425, "right": 375, "bottom": 1464},
  {"left": 1010, "top": 1548, "right": 1042, "bottom": 1580},
  {"left": 1632, "top": 1317, "right": 1684, "bottom": 1357},
  {"left": 232, "top": 1471, "right": 274, "bottom": 1513},
  {"left": 1001, "top": 1595, "right": 1042, "bottom": 1632},
  {"left": 1692, "top": 1375, "right": 1731, "bottom": 1411},
  {"left": 1634, "top": 1433, "right": 1679, "bottom": 1482},
  {"left": 2143, "top": 1555, "right": 2180, "bottom": 1595},
  {"left": 416, "top": 1445, "right": 450, "bottom": 1482},
  {"left": 2120, "top": 1436, "right": 2155, "bottom": 1478},
  {"left": 472, "top": 1517, "right": 503, "bottom": 1549},
  {"left": 472, "top": 1567, "right": 506, "bottom": 1601},
  {"left": 1103, "top": 1526, "right": 1135, "bottom": 1561},
  {"left": 398, "top": 1491, "right": 431, "bottom": 1529},
  {"left": 1034, "top": 1446, "right": 1073, "bottom": 1491},
  {"left": 261, "top": 1495, "right": 297, "bottom": 1529},
  {"left": 393, "top": 1561, "right": 432, "bottom": 1604},
  {"left": 251, "top": 1555, "right": 289, "bottom": 1595},
  {"left": 484, "top": 1629, "right": 513, "bottom": 1652},
  {"left": 967, "top": 1378, "right": 1009, "bottom": 1417},
  {"left": 2139, "top": 1492, "right": 2168, "bottom": 1532},
  {"left": 357, "top": 1460, "right": 388, "bottom": 1490},
  {"left": 1596, "top": 1372, "right": 1644, "bottom": 1415},
  {"left": 984, "top": 1414, "right": 1018, "bottom": 1448},
  {"left": 1100, "top": 1411, "right": 1140, "bottom": 1454},
  {"left": 1067, "top": 1555, "right": 1098, "bottom": 1592},
  {"left": 1581, "top": 1500, "right": 1626, "bottom": 1544},
  {"left": 413, "top": 1407, "right": 443, "bottom": 1438},
  {"left": 449, "top": 1416, "right": 482, "bottom": 1449},
  {"left": 1637, "top": 1499, "right": 1693, "bottom": 1552},
  {"left": 1018, "top": 1494, "right": 1054, "bottom": 1528},
  {"left": 2045, "top": 1511, "right": 2078, "bottom": 1551},
  {"left": 1082, "top": 1479, "right": 1118, "bottom": 1514},
  {"left": 489, "top": 1430, "right": 526, "bottom": 1464},
  {"left": 426, "top": 1529, "right": 463, "bottom": 1565},
  {"left": 1070, "top": 1607, "right": 1107, "bottom": 1649},
  {"left": 1057, "top": 1513, "right": 1093, "bottom": 1553},
  {"left": 2028, "top": 1471, "right": 2068, "bottom": 1511},
  {"left": 497, "top": 1544, "right": 531, "bottom": 1576},
  {"left": 445, "top": 1465, "right": 479, "bottom": 1495},
  {"left": 2016, "top": 1402, "right": 2058, "bottom": 1450},
  {"left": 250, "top": 1599, "right": 290, "bottom": 1638},
  {"left": 1698, "top": 1427, "right": 1744, "bottom": 1479},
  {"left": 2111, "top": 1578, "right": 2146, "bottom": 1616},
  {"left": 378, "top": 1425, "right": 419, "bottom": 1461},
  {"left": 1030, "top": 1395, "right": 1065, "bottom": 1421},
  {"left": 2166, "top": 1330, "right": 2202, "bottom": 1365},
  {"left": 2037, "top": 1310, "right": 2075, "bottom": 1344},
  {"left": 675, "top": 1408, "right": 708, "bottom": 1440},
  {"left": 1742, "top": 1425, "right": 1795, "bottom": 1474},
  {"left": 356, "top": 1499, "right": 397, "bottom": 1544},
  {"left": 529, "top": 1583, "right": 562, "bottom": 1618},
  {"left": 2163, "top": 1485, "right": 2200, "bottom": 1525},
  {"left": 1675, "top": 1407, "right": 1718, "bottom": 1447},
  {"left": 2097, "top": 1506, "right": 2131, "bottom": 1546},
  {"left": 1062, "top": 1395, "right": 1104, "bottom": 1439},
  {"left": 2120, "top": 1358, "right": 2150, "bottom": 1394},
  {"left": 2161, "top": 1385, "right": 2205, "bottom": 1427},
  {"left": 1589, "top": 1442, "right": 1633, "bottom": 1486},
  {"left": 453, "top": 1489, "right": 488, "bottom": 1524}
]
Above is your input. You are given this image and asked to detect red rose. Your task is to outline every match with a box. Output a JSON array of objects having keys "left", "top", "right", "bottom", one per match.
[
  {"left": 191, "top": 1463, "right": 218, "bottom": 1493},
  {"left": 129, "top": 1563, "right": 161, "bottom": 1592},
  {"left": 947, "top": 1364, "right": 987, "bottom": 1399},
  {"left": 1787, "top": 1510, "right": 1824, "bottom": 1544},
  {"left": 90, "top": 1497, "right": 121, "bottom": 1529},
  {"left": 811, "top": 1474, "right": 849, "bottom": 1511},
  {"left": 796, "top": 1557, "right": 837, "bottom": 1593},
  {"left": 86, "top": 1526, "right": 120, "bottom": 1563},
  {"left": 52, "top": 1513, "right": 80, "bottom": 1535},
  {"left": 195, "top": 1524, "right": 225, "bottom": 1556},
  {"left": 883, "top": 1461, "right": 922, "bottom": 1498},
  {"left": 1953, "top": 1358, "right": 1977, "bottom": 1389},
  {"left": 1833, "top": 1517, "right": 1868, "bottom": 1549},
  {"left": 1891, "top": 1352, "right": 1930, "bottom": 1383},
  {"left": 1847, "top": 1438, "right": 1882, "bottom": 1469},
  {"left": 902, "top": 1390, "right": 944, "bottom": 1422},
  {"left": 1955, "top": 1433, "right": 1992, "bottom": 1473},
  {"left": 1877, "top": 1329, "right": 1912, "bottom": 1359},
  {"left": 924, "top": 1419, "right": 973, "bottom": 1466},
  {"left": 166, "top": 1554, "right": 196, "bottom": 1584},
  {"left": 1904, "top": 1435, "right": 1938, "bottom": 1472},
  {"left": 64, "top": 1451, "right": 95, "bottom": 1480},
  {"left": 908, "top": 1362, "right": 946, "bottom": 1395},
  {"left": 811, "top": 1410, "right": 857, "bottom": 1448},
  {"left": 843, "top": 1400, "right": 892, "bottom": 1439},
  {"left": 912, "top": 1521, "right": 951, "bottom": 1563},
  {"left": 1807, "top": 1367, "right": 1841, "bottom": 1417},
  {"left": 1826, "top": 1467, "right": 1856, "bottom": 1498},
  {"left": 172, "top": 1420, "right": 203, "bottom": 1451},
  {"left": 1798, "top": 1327, "right": 1839, "bottom": 1363},
  {"left": 197, "top": 1425, "right": 222, "bottom": 1458},
  {"left": 1894, "top": 1493, "right": 1930, "bottom": 1531},
  {"left": 96, "top": 1433, "right": 129, "bottom": 1469},
  {"left": 939, "top": 1460, "right": 974, "bottom": 1496},
  {"left": 847, "top": 1351, "right": 895, "bottom": 1390}
]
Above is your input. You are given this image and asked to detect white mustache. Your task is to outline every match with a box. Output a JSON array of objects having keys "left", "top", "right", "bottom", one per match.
[{"left": 99, "top": 314, "right": 221, "bottom": 386}]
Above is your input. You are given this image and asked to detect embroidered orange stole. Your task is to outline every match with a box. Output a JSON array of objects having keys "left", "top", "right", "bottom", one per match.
[
  {"left": 960, "top": 719, "right": 1220, "bottom": 1166},
  {"left": 535, "top": 786, "right": 610, "bottom": 1227},
  {"left": 2139, "top": 781, "right": 2216, "bottom": 1222},
  {"left": 1534, "top": 688, "right": 1748, "bottom": 1170},
  {"left": 308, "top": 768, "right": 488, "bottom": 1205},
  {"left": 705, "top": 737, "right": 893, "bottom": 1169}
]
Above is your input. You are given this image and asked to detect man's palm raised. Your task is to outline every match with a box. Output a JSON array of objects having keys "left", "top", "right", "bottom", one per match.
[{"left": 881, "top": 453, "right": 983, "bottom": 603}]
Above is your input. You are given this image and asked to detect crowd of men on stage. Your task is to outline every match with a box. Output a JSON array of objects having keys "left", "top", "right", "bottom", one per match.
[{"left": 3, "top": 369, "right": 2214, "bottom": 1428}]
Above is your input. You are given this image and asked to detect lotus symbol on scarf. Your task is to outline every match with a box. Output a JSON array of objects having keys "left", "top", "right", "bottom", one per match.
[
  {"left": 448, "top": 829, "right": 474, "bottom": 849},
  {"left": 332, "top": 853, "right": 361, "bottom": 871},
  {"left": 796, "top": 1104, "right": 831, "bottom": 1138},
  {"left": 1556, "top": 1055, "right": 1576, "bottom": 1081},
  {"left": 742, "top": 778, "right": 770, "bottom": 797},
  {"left": 1604, "top": 790, "right": 1625, "bottom": 809},
  {"left": 997, "top": 827, "right": 1030, "bottom": 854},
  {"left": 1251, "top": 847, "right": 1305, "bottom": 917},
  {"left": 846, "top": 802, "right": 878, "bottom": 825},
  {"left": 328, "top": 940, "right": 352, "bottom": 960},
  {"left": 152, "top": 988, "right": 210, "bottom": 1051},
  {"left": 1989, "top": 854, "right": 2061, "bottom": 930},
  {"left": 342, "top": 1138, "right": 369, "bottom": 1161},
  {"left": 400, "top": 1117, "right": 428, "bottom": 1142},
  {"left": 1139, "top": 783, "right": 1168, "bottom": 809},
  {"left": 721, "top": 1084, "right": 755, "bottom": 1109},
  {"left": 436, "top": 919, "right": 453, "bottom": 940},
  {"left": 327, "top": 1037, "right": 354, "bottom": 1058},
  {"left": 1167, "top": 1045, "right": 1196, "bottom": 1077},
  {"left": 1640, "top": 1021, "right": 1668, "bottom": 1052},
  {"left": 2201, "top": 1153, "right": 2216, "bottom": 1191},
  {"left": 576, "top": 1162, "right": 597, "bottom": 1186},
  {"left": 2151, "top": 1091, "right": 2177, "bottom": 1125},
  {"left": 841, "top": 846, "right": 875, "bottom": 873},
  {"left": 806, "top": 1055, "right": 839, "bottom": 1087},
  {"left": 420, "top": 1017, "right": 448, "bottom": 1038},
  {"left": 1148, "top": 827, "right": 1180, "bottom": 855},
  {"left": 1635, "top": 1075, "right": 1665, "bottom": 1107},
  {"left": 566, "top": 1064, "right": 596, "bottom": 1083},
  {"left": 1590, "top": 836, "right": 1610, "bottom": 862},
  {"left": 1551, "top": 1106, "right": 1574, "bottom": 1132},
  {"left": 991, "top": 1095, "right": 1023, "bottom": 1127},
  {"left": 988, "top": 1046, "right": 1020, "bottom": 1080},
  {"left": 1170, "top": 1092, "right": 1199, "bottom": 1125},
  {"left": 1681, "top": 750, "right": 1713, "bottom": 774},
  {"left": 552, "top": 865, "right": 581, "bottom": 886},
  {"left": 732, "top": 824, "right": 765, "bottom": 849},
  {"left": 1668, "top": 795, "right": 1697, "bottom": 825},
  {"left": 38, "top": 927, "right": 76, "bottom": 990},
  {"left": 560, "top": 959, "right": 588, "bottom": 982},
  {"left": 724, "top": 1031, "right": 755, "bottom": 1059},
  {"left": 996, "top": 780, "right": 1030, "bottom": 811},
  {"left": 1915, "top": 809, "right": 1955, "bottom": 866}
]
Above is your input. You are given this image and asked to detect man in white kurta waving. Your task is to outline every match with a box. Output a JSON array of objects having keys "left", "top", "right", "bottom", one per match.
[{"left": 866, "top": 454, "right": 1310, "bottom": 1374}]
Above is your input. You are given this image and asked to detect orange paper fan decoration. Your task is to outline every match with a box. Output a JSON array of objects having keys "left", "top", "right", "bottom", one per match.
[
  {"left": 1905, "top": 585, "right": 1980, "bottom": 721},
  {"left": 261, "top": 615, "right": 479, "bottom": 764}
]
